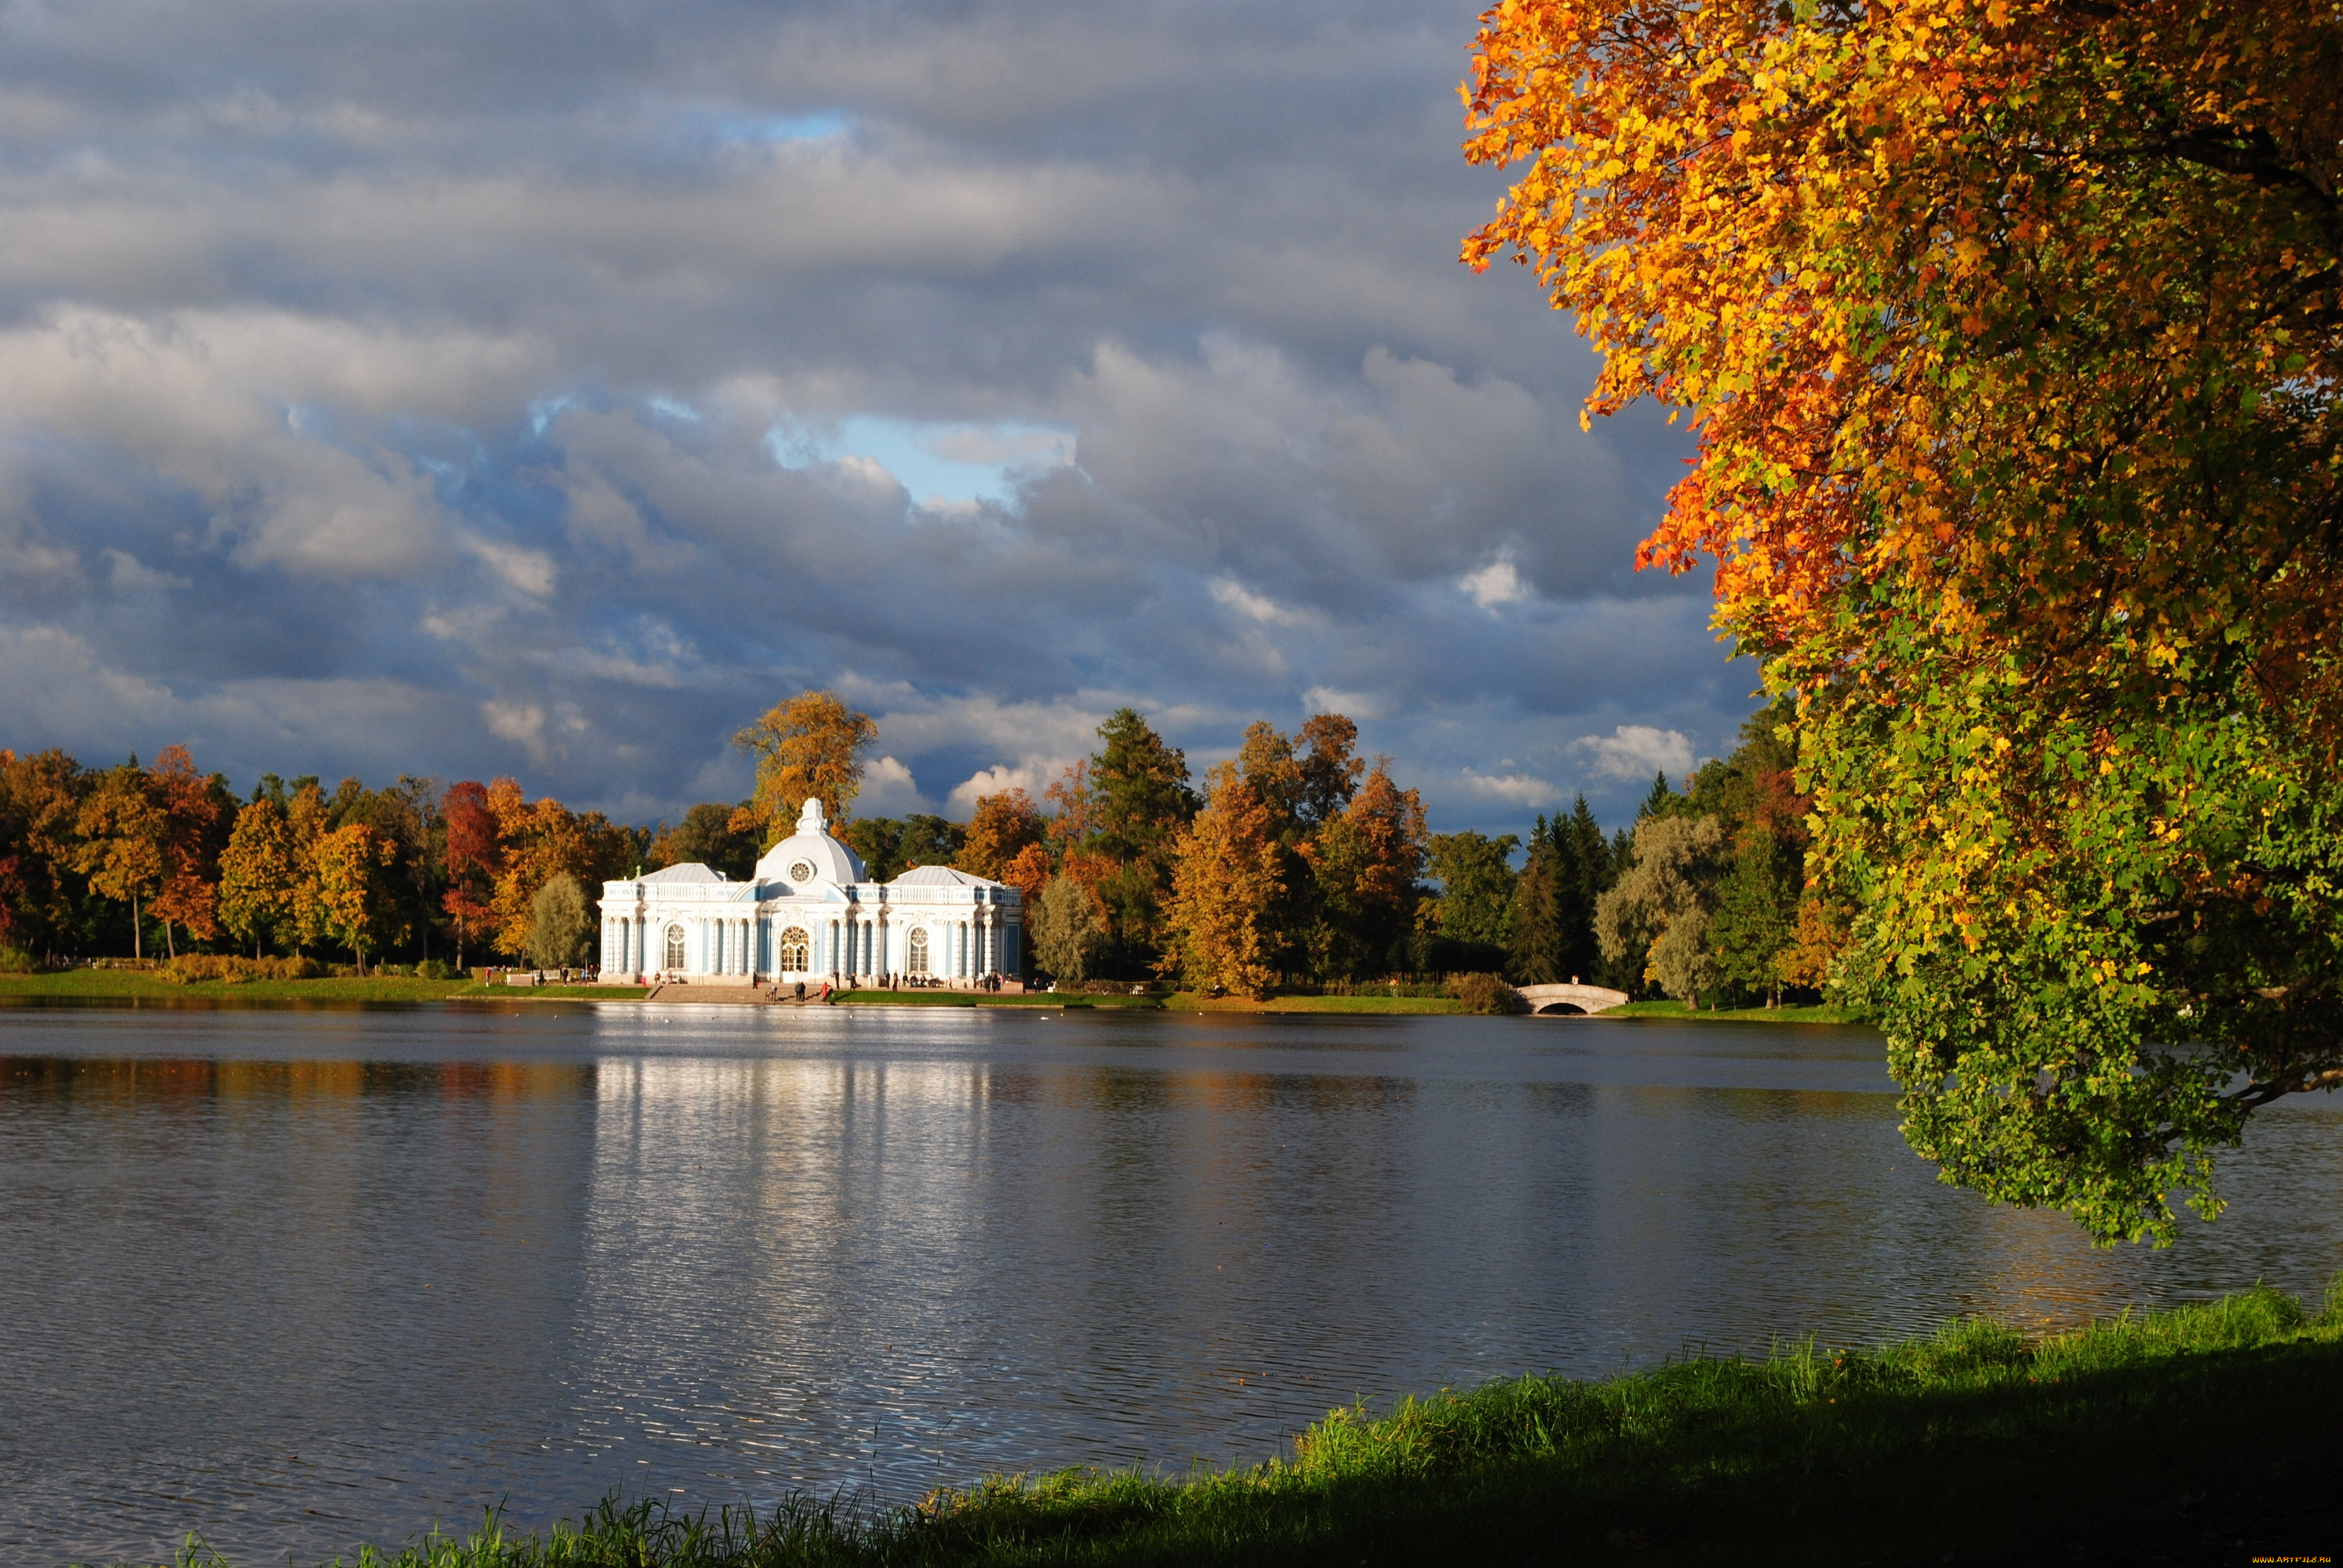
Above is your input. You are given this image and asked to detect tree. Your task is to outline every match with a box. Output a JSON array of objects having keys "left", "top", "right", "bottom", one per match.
[
  {"left": 957, "top": 789, "right": 1046, "bottom": 881},
  {"left": 1300, "top": 762, "right": 1428, "bottom": 980},
  {"left": 74, "top": 760, "right": 166, "bottom": 959},
  {"left": 1031, "top": 874, "right": 1107, "bottom": 985},
  {"left": 218, "top": 797, "right": 298, "bottom": 958},
  {"left": 1423, "top": 831, "right": 1518, "bottom": 970},
  {"left": 145, "top": 745, "right": 228, "bottom": 957},
  {"left": 1709, "top": 829, "right": 1799, "bottom": 1006},
  {"left": 441, "top": 780, "right": 499, "bottom": 969},
  {"left": 1596, "top": 815, "right": 1726, "bottom": 1008},
  {"left": 1072, "top": 709, "right": 1197, "bottom": 975},
  {"left": 653, "top": 802, "right": 759, "bottom": 880},
  {"left": 997, "top": 842, "right": 1052, "bottom": 907},
  {"left": 1161, "top": 762, "right": 1285, "bottom": 998},
  {"left": 1463, "top": 0, "right": 2343, "bottom": 1240},
  {"left": 313, "top": 822, "right": 400, "bottom": 971},
  {"left": 1294, "top": 713, "right": 1365, "bottom": 828},
  {"left": 732, "top": 690, "right": 877, "bottom": 844},
  {"left": 281, "top": 782, "right": 332, "bottom": 956},
  {"left": 0, "top": 749, "right": 90, "bottom": 960},
  {"left": 841, "top": 815, "right": 963, "bottom": 884},
  {"left": 483, "top": 779, "right": 634, "bottom": 961},
  {"left": 528, "top": 873, "right": 594, "bottom": 969}
]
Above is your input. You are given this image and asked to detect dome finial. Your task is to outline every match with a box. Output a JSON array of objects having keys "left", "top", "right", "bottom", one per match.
[{"left": 799, "top": 797, "right": 827, "bottom": 831}]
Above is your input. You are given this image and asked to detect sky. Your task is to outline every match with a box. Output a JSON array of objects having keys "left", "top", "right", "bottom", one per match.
[{"left": 0, "top": 0, "right": 1757, "bottom": 836}]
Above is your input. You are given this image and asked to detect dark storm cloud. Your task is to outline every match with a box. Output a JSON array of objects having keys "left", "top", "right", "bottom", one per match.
[{"left": 0, "top": 0, "right": 1743, "bottom": 832}]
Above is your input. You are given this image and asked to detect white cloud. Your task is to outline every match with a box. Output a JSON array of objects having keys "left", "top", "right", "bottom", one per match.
[
  {"left": 1210, "top": 577, "right": 1320, "bottom": 627},
  {"left": 1301, "top": 686, "right": 1383, "bottom": 721},
  {"left": 460, "top": 534, "right": 557, "bottom": 598},
  {"left": 1457, "top": 767, "right": 1564, "bottom": 808},
  {"left": 102, "top": 547, "right": 190, "bottom": 592},
  {"left": 482, "top": 699, "right": 548, "bottom": 759},
  {"left": 944, "top": 759, "right": 1065, "bottom": 816},
  {"left": 1575, "top": 724, "right": 1694, "bottom": 784},
  {"left": 856, "top": 754, "right": 928, "bottom": 815},
  {"left": 1459, "top": 552, "right": 1530, "bottom": 610}
]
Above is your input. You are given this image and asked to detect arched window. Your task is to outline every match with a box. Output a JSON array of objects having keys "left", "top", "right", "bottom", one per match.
[
  {"left": 664, "top": 923, "right": 687, "bottom": 971},
  {"left": 779, "top": 926, "right": 811, "bottom": 971},
  {"left": 906, "top": 927, "right": 931, "bottom": 977}
]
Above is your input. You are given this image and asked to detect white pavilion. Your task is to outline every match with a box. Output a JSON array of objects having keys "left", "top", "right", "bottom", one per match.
[{"left": 595, "top": 797, "right": 1023, "bottom": 988}]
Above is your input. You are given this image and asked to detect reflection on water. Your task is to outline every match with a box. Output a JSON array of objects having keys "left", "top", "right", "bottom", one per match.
[{"left": 2, "top": 1005, "right": 2338, "bottom": 1565}]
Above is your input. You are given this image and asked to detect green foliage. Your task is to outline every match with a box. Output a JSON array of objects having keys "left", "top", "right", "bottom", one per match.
[
  {"left": 1031, "top": 875, "right": 1106, "bottom": 984},
  {"left": 1424, "top": 831, "right": 1518, "bottom": 958},
  {"left": 1597, "top": 815, "right": 1728, "bottom": 1005},
  {"left": 660, "top": 802, "right": 760, "bottom": 881},
  {"left": 528, "top": 874, "right": 594, "bottom": 970},
  {"left": 1507, "top": 796, "right": 1618, "bottom": 988},
  {"left": 0, "top": 946, "right": 36, "bottom": 973},
  {"left": 1709, "top": 829, "right": 1799, "bottom": 1002},
  {"left": 1812, "top": 642, "right": 2343, "bottom": 1244},
  {"left": 840, "top": 815, "right": 965, "bottom": 886}
]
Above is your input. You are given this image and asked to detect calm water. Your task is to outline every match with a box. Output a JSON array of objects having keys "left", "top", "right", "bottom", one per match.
[{"left": 4, "top": 1002, "right": 2339, "bottom": 1567}]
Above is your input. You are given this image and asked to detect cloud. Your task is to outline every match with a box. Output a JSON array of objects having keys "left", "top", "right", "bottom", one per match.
[
  {"left": 1575, "top": 724, "right": 1696, "bottom": 785},
  {"left": 1460, "top": 552, "right": 1530, "bottom": 610},
  {"left": 857, "top": 754, "right": 928, "bottom": 816},
  {"left": 1456, "top": 767, "right": 1564, "bottom": 808},
  {"left": 0, "top": 0, "right": 1757, "bottom": 835},
  {"left": 944, "top": 760, "right": 1063, "bottom": 816}
]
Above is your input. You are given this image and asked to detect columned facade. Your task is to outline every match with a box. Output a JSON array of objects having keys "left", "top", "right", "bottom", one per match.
[{"left": 597, "top": 797, "right": 1023, "bottom": 990}]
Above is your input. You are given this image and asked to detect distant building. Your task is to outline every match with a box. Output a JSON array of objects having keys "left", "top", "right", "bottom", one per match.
[{"left": 597, "top": 797, "right": 1021, "bottom": 986}]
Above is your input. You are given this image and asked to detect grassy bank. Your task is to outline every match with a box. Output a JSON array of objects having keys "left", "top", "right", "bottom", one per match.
[
  {"left": 154, "top": 1281, "right": 2341, "bottom": 1567},
  {"left": 828, "top": 989, "right": 1162, "bottom": 1009},
  {"left": 0, "top": 969, "right": 647, "bottom": 1005}
]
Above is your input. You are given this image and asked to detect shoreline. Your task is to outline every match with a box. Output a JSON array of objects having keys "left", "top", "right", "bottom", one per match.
[
  {"left": 116, "top": 1281, "right": 2343, "bottom": 1567},
  {"left": 0, "top": 970, "right": 1871, "bottom": 1022}
]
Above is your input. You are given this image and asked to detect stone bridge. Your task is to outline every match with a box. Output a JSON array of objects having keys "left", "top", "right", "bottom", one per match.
[{"left": 1516, "top": 982, "right": 1630, "bottom": 1016}]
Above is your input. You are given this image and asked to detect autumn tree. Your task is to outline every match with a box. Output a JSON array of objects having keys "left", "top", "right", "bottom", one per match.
[
  {"left": 1300, "top": 762, "right": 1429, "bottom": 979},
  {"left": 218, "top": 797, "right": 298, "bottom": 958},
  {"left": 483, "top": 779, "right": 632, "bottom": 962},
  {"left": 145, "top": 745, "right": 229, "bottom": 957},
  {"left": 732, "top": 691, "right": 877, "bottom": 845},
  {"left": 1161, "top": 762, "right": 1285, "bottom": 998},
  {"left": 441, "top": 780, "right": 500, "bottom": 969},
  {"left": 73, "top": 760, "right": 167, "bottom": 959},
  {"left": 313, "top": 822, "right": 400, "bottom": 971},
  {"left": 955, "top": 789, "right": 1046, "bottom": 881},
  {"left": 1463, "top": 0, "right": 2343, "bottom": 1239},
  {"left": 281, "top": 782, "right": 332, "bottom": 956},
  {"left": 0, "top": 749, "right": 90, "bottom": 959}
]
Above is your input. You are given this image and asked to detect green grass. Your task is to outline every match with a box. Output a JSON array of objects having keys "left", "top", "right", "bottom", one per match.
[
  {"left": 0, "top": 970, "right": 647, "bottom": 1005},
  {"left": 142, "top": 1281, "right": 2342, "bottom": 1567},
  {"left": 1607, "top": 999, "right": 1865, "bottom": 1024}
]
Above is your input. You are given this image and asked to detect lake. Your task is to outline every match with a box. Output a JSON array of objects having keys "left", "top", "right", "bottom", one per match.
[{"left": 4, "top": 1001, "right": 2338, "bottom": 1566}]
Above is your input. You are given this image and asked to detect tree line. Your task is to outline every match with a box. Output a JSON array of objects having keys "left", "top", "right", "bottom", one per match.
[{"left": 0, "top": 693, "right": 1828, "bottom": 996}]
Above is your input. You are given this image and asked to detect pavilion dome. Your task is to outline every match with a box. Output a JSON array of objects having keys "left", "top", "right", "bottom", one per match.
[{"left": 752, "top": 797, "right": 867, "bottom": 890}]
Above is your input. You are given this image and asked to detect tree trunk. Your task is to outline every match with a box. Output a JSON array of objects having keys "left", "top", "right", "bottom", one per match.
[
  {"left": 132, "top": 892, "right": 142, "bottom": 961},
  {"left": 165, "top": 920, "right": 175, "bottom": 960}
]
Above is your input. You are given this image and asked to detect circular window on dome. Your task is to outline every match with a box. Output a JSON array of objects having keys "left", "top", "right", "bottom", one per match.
[{"left": 788, "top": 860, "right": 814, "bottom": 883}]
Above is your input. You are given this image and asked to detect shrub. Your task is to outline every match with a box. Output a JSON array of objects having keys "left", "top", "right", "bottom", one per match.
[
  {"left": 0, "top": 946, "right": 36, "bottom": 974},
  {"left": 417, "top": 958, "right": 452, "bottom": 980},
  {"left": 1450, "top": 972, "right": 1529, "bottom": 1014},
  {"left": 160, "top": 954, "right": 326, "bottom": 984}
]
